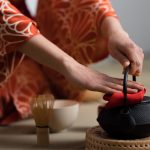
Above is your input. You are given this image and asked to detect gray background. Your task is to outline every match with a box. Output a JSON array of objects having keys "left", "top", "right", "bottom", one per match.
[{"left": 25, "top": 0, "right": 150, "bottom": 53}]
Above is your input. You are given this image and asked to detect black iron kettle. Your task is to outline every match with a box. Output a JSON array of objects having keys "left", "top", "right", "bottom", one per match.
[{"left": 97, "top": 67, "right": 150, "bottom": 139}]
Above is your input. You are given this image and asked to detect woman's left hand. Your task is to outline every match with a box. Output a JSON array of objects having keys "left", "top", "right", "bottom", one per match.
[
  {"left": 107, "top": 30, "right": 144, "bottom": 75},
  {"left": 101, "top": 17, "right": 144, "bottom": 76}
]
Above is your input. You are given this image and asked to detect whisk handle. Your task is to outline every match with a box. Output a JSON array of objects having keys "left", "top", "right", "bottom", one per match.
[{"left": 36, "top": 127, "right": 49, "bottom": 147}]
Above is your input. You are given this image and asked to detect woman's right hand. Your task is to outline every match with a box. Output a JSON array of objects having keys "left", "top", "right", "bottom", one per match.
[{"left": 63, "top": 58, "right": 144, "bottom": 94}]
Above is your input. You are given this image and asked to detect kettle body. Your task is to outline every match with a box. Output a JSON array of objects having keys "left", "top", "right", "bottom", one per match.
[{"left": 97, "top": 96, "right": 150, "bottom": 139}]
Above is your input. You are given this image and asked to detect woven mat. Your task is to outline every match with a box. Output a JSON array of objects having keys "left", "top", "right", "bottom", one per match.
[{"left": 85, "top": 126, "right": 150, "bottom": 150}]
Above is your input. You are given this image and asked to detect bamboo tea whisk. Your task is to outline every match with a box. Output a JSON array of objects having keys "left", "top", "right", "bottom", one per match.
[{"left": 31, "top": 94, "right": 54, "bottom": 147}]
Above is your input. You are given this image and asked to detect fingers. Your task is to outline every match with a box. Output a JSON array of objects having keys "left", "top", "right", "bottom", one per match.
[
  {"left": 98, "top": 76, "right": 144, "bottom": 94},
  {"left": 104, "top": 82, "right": 138, "bottom": 93},
  {"left": 94, "top": 86, "right": 120, "bottom": 94},
  {"left": 109, "top": 36, "right": 144, "bottom": 76},
  {"left": 94, "top": 82, "right": 142, "bottom": 94},
  {"left": 112, "top": 77, "right": 144, "bottom": 91},
  {"left": 119, "top": 42, "right": 144, "bottom": 76}
]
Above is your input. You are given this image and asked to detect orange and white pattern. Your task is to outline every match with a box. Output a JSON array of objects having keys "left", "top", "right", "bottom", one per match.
[
  {"left": 0, "top": 0, "right": 39, "bottom": 85},
  {"left": 0, "top": 0, "right": 117, "bottom": 124},
  {"left": 0, "top": 0, "right": 39, "bottom": 124},
  {"left": 37, "top": 0, "right": 117, "bottom": 64},
  {"left": 0, "top": 58, "right": 49, "bottom": 125}
]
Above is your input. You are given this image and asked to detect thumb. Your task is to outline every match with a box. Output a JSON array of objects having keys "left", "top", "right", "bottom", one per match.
[{"left": 122, "top": 59, "right": 130, "bottom": 69}]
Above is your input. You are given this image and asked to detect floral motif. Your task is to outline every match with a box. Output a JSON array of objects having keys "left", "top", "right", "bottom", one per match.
[
  {"left": 37, "top": 0, "right": 116, "bottom": 64},
  {"left": 0, "top": 0, "right": 39, "bottom": 85}
]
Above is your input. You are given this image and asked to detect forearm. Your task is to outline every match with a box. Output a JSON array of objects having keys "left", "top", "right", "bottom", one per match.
[
  {"left": 100, "top": 17, "right": 128, "bottom": 38},
  {"left": 18, "top": 34, "right": 77, "bottom": 75}
]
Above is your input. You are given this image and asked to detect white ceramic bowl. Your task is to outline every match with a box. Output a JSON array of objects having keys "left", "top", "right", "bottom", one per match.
[{"left": 49, "top": 100, "right": 79, "bottom": 132}]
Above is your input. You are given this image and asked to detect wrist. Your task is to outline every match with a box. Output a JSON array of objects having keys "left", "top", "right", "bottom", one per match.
[{"left": 100, "top": 17, "right": 125, "bottom": 38}]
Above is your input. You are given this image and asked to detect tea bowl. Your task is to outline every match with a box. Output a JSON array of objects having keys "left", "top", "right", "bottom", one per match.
[{"left": 49, "top": 100, "right": 79, "bottom": 132}]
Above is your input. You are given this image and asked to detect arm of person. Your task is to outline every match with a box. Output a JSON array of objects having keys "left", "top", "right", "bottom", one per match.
[
  {"left": 19, "top": 34, "right": 144, "bottom": 94},
  {"left": 96, "top": 0, "right": 144, "bottom": 76}
]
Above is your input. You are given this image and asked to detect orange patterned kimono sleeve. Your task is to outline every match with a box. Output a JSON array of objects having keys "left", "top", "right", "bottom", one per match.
[
  {"left": 0, "top": 0, "right": 39, "bottom": 54},
  {"left": 0, "top": 0, "right": 39, "bottom": 84},
  {"left": 96, "top": 0, "right": 118, "bottom": 29}
]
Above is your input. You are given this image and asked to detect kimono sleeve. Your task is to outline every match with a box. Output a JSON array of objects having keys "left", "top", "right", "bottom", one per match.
[
  {"left": 0, "top": 0, "right": 39, "bottom": 84},
  {"left": 96, "top": 0, "right": 118, "bottom": 29}
]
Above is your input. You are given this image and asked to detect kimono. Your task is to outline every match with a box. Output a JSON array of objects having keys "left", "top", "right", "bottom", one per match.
[{"left": 0, "top": 0, "right": 117, "bottom": 124}]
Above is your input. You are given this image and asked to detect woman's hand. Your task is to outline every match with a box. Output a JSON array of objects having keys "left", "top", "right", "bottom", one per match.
[
  {"left": 63, "top": 59, "right": 144, "bottom": 94},
  {"left": 107, "top": 31, "right": 144, "bottom": 76},
  {"left": 101, "top": 17, "right": 144, "bottom": 76}
]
